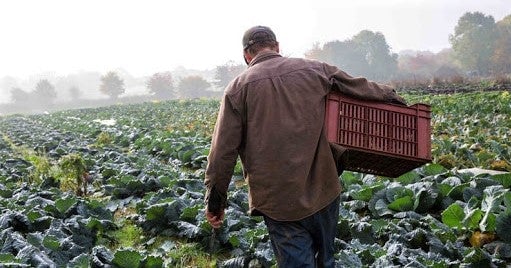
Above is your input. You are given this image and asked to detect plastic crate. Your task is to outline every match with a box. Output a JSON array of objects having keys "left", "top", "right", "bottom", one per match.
[{"left": 325, "top": 92, "right": 431, "bottom": 177}]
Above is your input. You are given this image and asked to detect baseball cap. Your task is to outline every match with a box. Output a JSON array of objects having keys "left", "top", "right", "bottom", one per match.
[{"left": 242, "top": 26, "right": 277, "bottom": 50}]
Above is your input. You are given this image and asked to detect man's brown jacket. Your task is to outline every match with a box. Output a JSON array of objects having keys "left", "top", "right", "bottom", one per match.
[{"left": 205, "top": 51, "right": 405, "bottom": 221}]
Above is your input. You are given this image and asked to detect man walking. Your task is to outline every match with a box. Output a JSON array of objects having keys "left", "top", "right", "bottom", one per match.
[{"left": 204, "top": 25, "right": 405, "bottom": 267}]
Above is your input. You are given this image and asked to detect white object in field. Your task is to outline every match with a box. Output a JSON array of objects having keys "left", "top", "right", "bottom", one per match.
[{"left": 458, "top": 168, "right": 509, "bottom": 176}]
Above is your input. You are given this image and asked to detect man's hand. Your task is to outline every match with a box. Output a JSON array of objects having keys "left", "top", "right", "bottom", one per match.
[{"left": 206, "top": 209, "right": 225, "bottom": 229}]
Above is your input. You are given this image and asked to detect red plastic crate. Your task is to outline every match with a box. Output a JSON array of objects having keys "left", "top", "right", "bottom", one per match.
[{"left": 325, "top": 92, "right": 431, "bottom": 177}]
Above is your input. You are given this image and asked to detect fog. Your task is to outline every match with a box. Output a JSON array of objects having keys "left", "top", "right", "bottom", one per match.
[
  {"left": 0, "top": 0, "right": 510, "bottom": 113},
  {"left": 0, "top": 67, "right": 218, "bottom": 114}
]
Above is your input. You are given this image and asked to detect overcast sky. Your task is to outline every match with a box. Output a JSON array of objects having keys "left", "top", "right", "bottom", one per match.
[{"left": 0, "top": 0, "right": 510, "bottom": 79}]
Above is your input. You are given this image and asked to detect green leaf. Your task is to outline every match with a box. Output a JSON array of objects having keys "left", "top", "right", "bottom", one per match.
[
  {"left": 447, "top": 182, "right": 470, "bottom": 201},
  {"left": 145, "top": 203, "right": 167, "bottom": 222},
  {"left": 476, "top": 150, "right": 495, "bottom": 163},
  {"left": 179, "top": 149, "right": 195, "bottom": 163},
  {"left": 112, "top": 249, "right": 142, "bottom": 268},
  {"left": 0, "top": 184, "right": 14, "bottom": 198},
  {"left": 463, "top": 248, "right": 493, "bottom": 267},
  {"left": 481, "top": 186, "right": 507, "bottom": 212},
  {"left": 244, "top": 227, "right": 267, "bottom": 245},
  {"left": 480, "top": 185, "right": 507, "bottom": 232},
  {"left": 0, "top": 253, "right": 17, "bottom": 263},
  {"left": 180, "top": 205, "right": 200, "bottom": 222},
  {"left": 396, "top": 171, "right": 421, "bottom": 184},
  {"left": 385, "top": 186, "right": 414, "bottom": 203},
  {"left": 374, "top": 199, "right": 394, "bottom": 216},
  {"left": 350, "top": 221, "right": 375, "bottom": 244},
  {"left": 496, "top": 211, "right": 511, "bottom": 242},
  {"left": 340, "top": 172, "right": 362, "bottom": 187},
  {"left": 441, "top": 203, "right": 465, "bottom": 229},
  {"left": 26, "top": 210, "right": 43, "bottom": 223},
  {"left": 423, "top": 163, "right": 447, "bottom": 176},
  {"left": 413, "top": 188, "right": 438, "bottom": 213},
  {"left": 345, "top": 200, "right": 367, "bottom": 211},
  {"left": 349, "top": 184, "right": 380, "bottom": 202},
  {"left": 43, "top": 235, "right": 61, "bottom": 251},
  {"left": 229, "top": 235, "right": 241, "bottom": 247},
  {"left": 68, "top": 254, "right": 90, "bottom": 268},
  {"left": 158, "top": 175, "right": 176, "bottom": 188},
  {"left": 388, "top": 196, "right": 414, "bottom": 212},
  {"left": 504, "top": 192, "right": 511, "bottom": 213},
  {"left": 462, "top": 187, "right": 483, "bottom": 203},
  {"left": 491, "top": 173, "right": 511, "bottom": 188},
  {"left": 55, "top": 196, "right": 77, "bottom": 214},
  {"left": 480, "top": 213, "right": 497, "bottom": 233},
  {"left": 86, "top": 218, "right": 104, "bottom": 232},
  {"left": 463, "top": 209, "right": 483, "bottom": 230},
  {"left": 424, "top": 215, "right": 458, "bottom": 243},
  {"left": 438, "top": 183, "right": 453, "bottom": 197},
  {"left": 142, "top": 255, "right": 164, "bottom": 268},
  {"left": 370, "top": 219, "right": 389, "bottom": 236}
]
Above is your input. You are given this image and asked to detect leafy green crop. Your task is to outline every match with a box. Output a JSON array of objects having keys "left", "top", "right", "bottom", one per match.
[{"left": 0, "top": 92, "right": 510, "bottom": 266}]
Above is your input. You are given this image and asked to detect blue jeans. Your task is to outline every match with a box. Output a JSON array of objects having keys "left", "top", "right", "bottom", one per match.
[{"left": 263, "top": 196, "right": 340, "bottom": 268}]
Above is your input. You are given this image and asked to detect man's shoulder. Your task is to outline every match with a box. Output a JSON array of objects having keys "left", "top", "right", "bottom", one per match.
[
  {"left": 286, "top": 56, "right": 325, "bottom": 65},
  {"left": 225, "top": 57, "right": 328, "bottom": 95}
]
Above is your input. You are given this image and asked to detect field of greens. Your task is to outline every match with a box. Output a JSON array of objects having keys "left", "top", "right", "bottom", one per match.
[{"left": 0, "top": 91, "right": 510, "bottom": 267}]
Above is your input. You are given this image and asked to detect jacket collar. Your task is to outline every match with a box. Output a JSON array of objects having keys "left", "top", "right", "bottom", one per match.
[{"left": 249, "top": 51, "right": 282, "bottom": 67}]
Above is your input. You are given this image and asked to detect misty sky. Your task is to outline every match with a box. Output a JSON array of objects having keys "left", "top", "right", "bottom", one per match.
[{"left": 0, "top": 0, "right": 509, "bottom": 79}]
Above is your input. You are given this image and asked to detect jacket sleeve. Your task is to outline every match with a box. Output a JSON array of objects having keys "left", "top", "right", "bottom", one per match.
[
  {"left": 204, "top": 93, "right": 243, "bottom": 214},
  {"left": 323, "top": 63, "right": 406, "bottom": 105}
]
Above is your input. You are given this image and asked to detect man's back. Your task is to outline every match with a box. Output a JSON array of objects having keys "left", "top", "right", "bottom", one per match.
[
  {"left": 220, "top": 50, "right": 341, "bottom": 221},
  {"left": 204, "top": 26, "right": 407, "bottom": 267}
]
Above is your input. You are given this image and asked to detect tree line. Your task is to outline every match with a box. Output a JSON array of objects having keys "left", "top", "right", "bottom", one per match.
[
  {"left": 2, "top": 11, "right": 510, "bottom": 114},
  {"left": 5, "top": 71, "right": 218, "bottom": 112},
  {"left": 307, "top": 12, "right": 511, "bottom": 82},
  {"left": 3, "top": 59, "right": 247, "bottom": 112},
  {"left": 213, "top": 11, "right": 511, "bottom": 86}
]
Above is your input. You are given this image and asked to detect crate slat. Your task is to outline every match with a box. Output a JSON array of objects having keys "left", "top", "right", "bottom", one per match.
[{"left": 325, "top": 92, "right": 432, "bottom": 177}]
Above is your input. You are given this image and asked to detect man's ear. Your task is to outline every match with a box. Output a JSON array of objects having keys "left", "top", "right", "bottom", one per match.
[
  {"left": 244, "top": 50, "right": 253, "bottom": 65},
  {"left": 275, "top": 43, "right": 280, "bottom": 53}
]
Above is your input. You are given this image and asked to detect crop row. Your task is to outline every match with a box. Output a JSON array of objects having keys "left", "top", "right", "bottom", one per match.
[
  {"left": 0, "top": 92, "right": 510, "bottom": 267},
  {"left": 0, "top": 105, "right": 269, "bottom": 267},
  {"left": 408, "top": 91, "right": 511, "bottom": 171}
]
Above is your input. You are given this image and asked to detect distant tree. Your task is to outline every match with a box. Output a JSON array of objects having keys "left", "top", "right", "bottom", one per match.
[
  {"left": 99, "top": 71, "right": 125, "bottom": 99},
  {"left": 306, "top": 40, "right": 369, "bottom": 78},
  {"left": 335, "top": 40, "right": 371, "bottom": 77},
  {"left": 57, "top": 71, "right": 101, "bottom": 98},
  {"left": 69, "top": 86, "right": 81, "bottom": 100},
  {"left": 305, "top": 42, "right": 328, "bottom": 61},
  {"left": 214, "top": 61, "right": 245, "bottom": 90},
  {"left": 395, "top": 49, "right": 459, "bottom": 81},
  {"left": 434, "top": 48, "right": 456, "bottom": 68},
  {"left": 33, "top": 79, "right": 57, "bottom": 104},
  {"left": 146, "top": 72, "right": 175, "bottom": 99},
  {"left": 433, "top": 65, "right": 463, "bottom": 83},
  {"left": 352, "top": 30, "right": 398, "bottom": 81},
  {"left": 306, "top": 30, "right": 397, "bottom": 81},
  {"left": 10, "top": 87, "right": 30, "bottom": 103},
  {"left": 398, "top": 51, "right": 438, "bottom": 78},
  {"left": 492, "top": 15, "right": 511, "bottom": 74},
  {"left": 449, "top": 12, "right": 497, "bottom": 75},
  {"left": 177, "top": 75, "right": 211, "bottom": 99}
]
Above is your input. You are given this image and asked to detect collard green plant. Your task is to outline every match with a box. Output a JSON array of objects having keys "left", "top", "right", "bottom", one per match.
[
  {"left": 59, "top": 153, "right": 87, "bottom": 196},
  {"left": 0, "top": 91, "right": 510, "bottom": 266}
]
